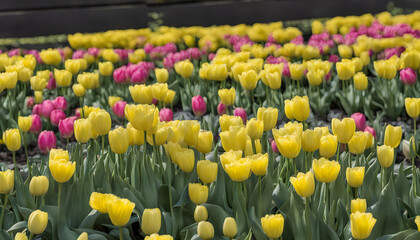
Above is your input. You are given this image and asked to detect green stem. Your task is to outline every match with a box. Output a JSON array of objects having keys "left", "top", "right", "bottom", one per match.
[
  {"left": 249, "top": 90, "right": 255, "bottom": 115},
  {"left": 251, "top": 139, "right": 257, "bottom": 155},
  {"left": 102, "top": 135, "right": 105, "bottom": 156},
  {"left": 153, "top": 135, "right": 165, "bottom": 179},
  {"left": 304, "top": 197, "right": 313, "bottom": 240},
  {"left": 119, "top": 227, "right": 124, "bottom": 240},
  {"left": 258, "top": 176, "right": 262, "bottom": 216},
  {"left": 0, "top": 193, "right": 8, "bottom": 229},
  {"left": 66, "top": 138, "right": 69, "bottom": 151},
  {"left": 24, "top": 132, "right": 31, "bottom": 178},
  {"left": 13, "top": 151, "right": 16, "bottom": 173},
  {"left": 29, "top": 233, "right": 34, "bottom": 240},
  {"left": 58, "top": 183, "right": 62, "bottom": 215},
  {"left": 297, "top": 80, "right": 300, "bottom": 96},
  {"left": 293, "top": 158, "right": 297, "bottom": 176}
]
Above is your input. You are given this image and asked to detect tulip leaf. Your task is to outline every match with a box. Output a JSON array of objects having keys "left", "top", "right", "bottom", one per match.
[
  {"left": 6, "top": 220, "right": 27, "bottom": 233},
  {"left": 273, "top": 181, "right": 290, "bottom": 209},
  {"left": 15, "top": 172, "right": 35, "bottom": 210},
  {"left": 180, "top": 222, "right": 198, "bottom": 240},
  {"left": 79, "top": 210, "right": 101, "bottom": 229},
  {"left": 202, "top": 203, "right": 231, "bottom": 236},
  {"left": 158, "top": 184, "right": 180, "bottom": 212},
  {"left": 110, "top": 227, "right": 131, "bottom": 240},
  {"left": 376, "top": 229, "right": 418, "bottom": 240},
  {"left": 395, "top": 163, "right": 411, "bottom": 204},
  {"left": 279, "top": 191, "right": 306, "bottom": 239},
  {"left": 248, "top": 206, "right": 268, "bottom": 240},
  {"left": 249, "top": 173, "right": 273, "bottom": 218}
]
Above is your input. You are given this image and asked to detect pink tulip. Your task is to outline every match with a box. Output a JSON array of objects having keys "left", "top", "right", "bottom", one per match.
[
  {"left": 50, "top": 110, "right": 66, "bottom": 126},
  {"left": 131, "top": 68, "right": 149, "bottom": 84},
  {"left": 364, "top": 125, "right": 376, "bottom": 138},
  {"left": 234, "top": 107, "right": 247, "bottom": 124},
  {"left": 217, "top": 102, "right": 226, "bottom": 115},
  {"left": 75, "top": 108, "right": 81, "bottom": 119},
  {"left": 400, "top": 68, "right": 417, "bottom": 85},
  {"left": 46, "top": 75, "right": 56, "bottom": 90},
  {"left": 271, "top": 140, "right": 279, "bottom": 153},
  {"left": 159, "top": 108, "right": 174, "bottom": 122},
  {"left": 113, "top": 66, "right": 127, "bottom": 84},
  {"left": 112, "top": 100, "right": 127, "bottom": 118},
  {"left": 192, "top": 95, "right": 206, "bottom": 117},
  {"left": 59, "top": 117, "right": 76, "bottom": 138},
  {"left": 53, "top": 96, "right": 67, "bottom": 110},
  {"left": 41, "top": 100, "right": 56, "bottom": 118},
  {"left": 26, "top": 97, "right": 34, "bottom": 108},
  {"left": 33, "top": 104, "right": 42, "bottom": 115},
  {"left": 351, "top": 112, "right": 366, "bottom": 131},
  {"left": 38, "top": 131, "right": 57, "bottom": 154},
  {"left": 30, "top": 114, "right": 42, "bottom": 134},
  {"left": 328, "top": 54, "right": 340, "bottom": 63}
]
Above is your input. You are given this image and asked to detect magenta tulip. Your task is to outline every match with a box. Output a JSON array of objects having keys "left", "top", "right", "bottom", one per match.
[
  {"left": 112, "top": 100, "right": 127, "bottom": 118},
  {"left": 192, "top": 95, "right": 206, "bottom": 117},
  {"left": 30, "top": 114, "right": 42, "bottom": 134},
  {"left": 59, "top": 117, "right": 76, "bottom": 138},
  {"left": 217, "top": 102, "right": 226, "bottom": 115},
  {"left": 351, "top": 112, "right": 366, "bottom": 131},
  {"left": 400, "top": 68, "right": 417, "bottom": 85},
  {"left": 38, "top": 131, "right": 57, "bottom": 154},
  {"left": 50, "top": 110, "right": 66, "bottom": 126},
  {"left": 53, "top": 96, "right": 68, "bottom": 110},
  {"left": 41, "top": 100, "right": 56, "bottom": 118},
  {"left": 234, "top": 107, "right": 247, "bottom": 124},
  {"left": 159, "top": 108, "right": 174, "bottom": 122}
]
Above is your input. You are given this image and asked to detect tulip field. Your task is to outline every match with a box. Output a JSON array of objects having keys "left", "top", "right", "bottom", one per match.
[{"left": 2, "top": 10, "right": 420, "bottom": 240}]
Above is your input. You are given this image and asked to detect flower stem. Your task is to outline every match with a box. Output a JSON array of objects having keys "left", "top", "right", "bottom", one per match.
[
  {"left": 28, "top": 233, "right": 34, "bottom": 240},
  {"left": 119, "top": 227, "right": 124, "bottom": 240},
  {"left": 12, "top": 151, "right": 16, "bottom": 173},
  {"left": 249, "top": 90, "right": 255, "bottom": 115},
  {"left": 304, "top": 197, "right": 313, "bottom": 240},
  {"left": 251, "top": 140, "right": 257, "bottom": 155},
  {"left": 0, "top": 193, "right": 8, "bottom": 229},
  {"left": 58, "top": 183, "right": 62, "bottom": 215},
  {"left": 102, "top": 135, "right": 105, "bottom": 156}
]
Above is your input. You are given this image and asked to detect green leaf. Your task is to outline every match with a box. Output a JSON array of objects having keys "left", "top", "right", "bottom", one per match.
[
  {"left": 6, "top": 221, "right": 27, "bottom": 233},
  {"left": 79, "top": 210, "right": 101, "bottom": 229}
]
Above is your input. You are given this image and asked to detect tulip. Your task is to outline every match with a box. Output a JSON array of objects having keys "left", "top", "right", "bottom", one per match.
[
  {"left": 400, "top": 68, "right": 417, "bottom": 85},
  {"left": 74, "top": 119, "right": 92, "bottom": 143},
  {"left": 53, "top": 96, "right": 67, "bottom": 111},
  {"left": 290, "top": 96, "right": 310, "bottom": 122},
  {"left": 113, "top": 67, "right": 127, "bottom": 84},
  {"left": 155, "top": 68, "right": 169, "bottom": 83},
  {"left": 90, "top": 109, "right": 112, "bottom": 136},
  {"left": 112, "top": 100, "right": 127, "bottom": 118},
  {"left": 234, "top": 107, "right": 247, "bottom": 124},
  {"left": 3, "top": 129, "right": 21, "bottom": 152},
  {"left": 217, "top": 102, "right": 226, "bottom": 115},
  {"left": 219, "top": 115, "right": 243, "bottom": 132},
  {"left": 405, "top": 98, "right": 420, "bottom": 119},
  {"left": 129, "top": 84, "right": 153, "bottom": 104},
  {"left": 338, "top": 44, "right": 353, "bottom": 58},
  {"left": 246, "top": 118, "right": 264, "bottom": 140},
  {"left": 319, "top": 134, "right": 338, "bottom": 159},
  {"left": 108, "top": 198, "right": 135, "bottom": 227},
  {"left": 194, "top": 205, "right": 208, "bottom": 222},
  {"left": 64, "top": 59, "right": 80, "bottom": 75},
  {"left": 99, "top": 61, "right": 114, "bottom": 76},
  {"left": 146, "top": 123, "right": 169, "bottom": 146},
  {"left": 15, "top": 231, "right": 28, "bottom": 240},
  {"left": 108, "top": 96, "right": 122, "bottom": 108},
  {"left": 34, "top": 91, "right": 43, "bottom": 104},
  {"left": 220, "top": 126, "right": 248, "bottom": 152},
  {"left": 26, "top": 97, "right": 35, "bottom": 108},
  {"left": 159, "top": 108, "right": 173, "bottom": 122},
  {"left": 30, "top": 114, "right": 42, "bottom": 134},
  {"left": 350, "top": 212, "right": 376, "bottom": 240},
  {"left": 224, "top": 158, "right": 251, "bottom": 182},
  {"left": 248, "top": 153, "right": 269, "bottom": 176},
  {"left": 257, "top": 107, "right": 278, "bottom": 131},
  {"left": 401, "top": 50, "right": 420, "bottom": 69},
  {"left": 0, "top": 170, "right": 14, "bottom": 194},
  {"left": 30, "top": 76, "right": 46, "bottom": 91},
  {"left": 332, "top": 118, "right": 356, "bottom": 143},
  {"left": 377, "top": 145, "right": 394, "bottom": 168},
  {"left": 49, "top": 156, "right": 75, "bottom": 183},
  {"left": 50, "top": 110, "right": 66, "bottom": 126},
  {"left": 239, "top": 70, "right": 259, "bottom": 91},
  {"left": 72, "top": 84, "right": 86, "bottom": 97},
  {"left": 126, "top": 123, "right": 144, "bottom": 146},
  {"left": 374, "top": 60, "right": 396, "bottom": 80},
  {"left": 274, "top": 134, "right": 301, "bottom": 159},
  {"left": 174, "top": 148, "right": 195, "bottom": 173},
  {"left": 124, "top": 104, "right": 159, "bottom": 131},
  {"left": 41, "top": 100, "right": 55, "bottom": 119},
  {"left": 336, "top": 60, "right": 355, "bottom": 80},
  {"left": 415, "top": 216, "right": 420, "bottom": 231},
  {"left": 89, "top": 192, "right": 119, "bottom": 214},
  {"left": 289, "top": 63, "right": 305, "bottom": 81},
  {"left": 197, "top": 221, "right": 214, "bottom": 240},
  {"left": 348, "top": 131, "right": 369, "bottom": 155},
  {"left": 384, "top": 124, "right": 402, "bottom": 148},
  {"left": 302, "top": 129, "right": 322, "bottom": 152},
  {"left": 218, "top": 88, "right": 235, "bottom": 106},
  {"left": 29, "top": 176, "right": 49, "bottom": 197},
  {"left": 163, "top": 90, "right": 176, "bottom": 105},
  {"left": 261, "top": 214, "right": 284, "bottom": 239},
  {"left": 353, "top": 72, "right": 368, "bottom": 90},
  {"left": 307, "top": 69, "right": 324, "bottom": 86},
  {"left": 175, "top": 60, "right": 194, "bottom": 78},
  {"left": 351, "top": 113, "right": 366, "bottom": 131},
  {"left": 223, "top": 217, "right": 238, "bottom": 238},
  {"left": 290, "top": 171, "right": 315, "bottom": 197},
  {"left": 195, "top": 130, "right": 213, "bottom": 154},
  {"left": 260, "top": 70, "right": 282, "bottom": 89},
  {"left": 271, "top": 140, "right": 279, "bottom": 153},
  {"left": 28, "top": 210, "right": 48, "bottom": 235},
  {"left": 197, "top": 160, "right": 218, "bottom": 184},
  {"left": 18, "top": 116, "right": 32, "bottom": 132},
  {"left": 192, "top": 95, "right": 207, "bottom": 117},
  {"left": 109, "top": 127, "right": 130, "bottom": 154},
  {"left": 351, "top": 198, "right": 367, "bottom": 213},
  {"left": 58, "top": 117, "right": 75, "bottom": 139},
  {"left": 189, "top": 183, "right": 209, "bottom": 205},
  {"left": 151, "top": 83, "right": 169, "bottom": 102},
  {"left": 312, "top": 158, "right": 341, "bottom": 183},
  {"left": 346, "top": 167, "right": 365, "bottom": 188},
  {"left": 54, "top": 69, "right": 72, "bottom": 87}
]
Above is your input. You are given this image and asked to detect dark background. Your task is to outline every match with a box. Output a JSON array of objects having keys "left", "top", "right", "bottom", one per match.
[{"left": 0, "top": 0, "right": 419, "bottom": 38}]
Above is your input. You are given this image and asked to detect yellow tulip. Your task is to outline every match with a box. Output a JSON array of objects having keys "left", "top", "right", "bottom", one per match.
[
  {"left": 197, "top": 160, "right": 218, "bottom": 184},
  {"left": 147, "top": 123, "right": 169, "bottom": 146},
  {"left": 220, "top": 126, "right": 248, "bottom": 152},
  {"left": 155, "top": 68, "right": 169, "bottom": 83},
  {"left": 124, "top": 104, "right": 159, "bottom": 131},
  {"left": 377, "top": 145, "right": 394, "bottom": 168},
  {"left": 28, "top": 210, "right": 48, "bottom": 234},
  {"left": 98, "top": 61, "right": 114, "bottom": 76},
  {"left": 374, "top": 60, "right": 396, "bottom": 80},
  {"left": 260, "top": 70, "right": 282, "bottom": 89},
  {"left": 290, "top": 171, "right": 315, "bottom": 197},
  {"left": 77, "top": 72, "right": 100, "bottom": 89},
  {"left": 108, "top": 96, "right": 122, "bottom": 108},
  {"left": 181, "top": 120, "right": 200, "bottom": 146},
  {"left": 0, "top": 170, "right": 14, "bottom": 194},
  {"left": 315, "top": 126, "right": 330, "bottom": 136},
  {"left": 34, "top": 91, "right": 43, "bottom": 103},
  {"left": 195, "top": 130, "right": 213, "bottom": 154},
  {"left": 15, "top": 231, "right": 28, "bottom": 240},
  {"left": 109, "top": 127, "right": 129, "bottom": 154},
  {"left": 3, "top": 129, "right": 21, "bottom": 152},
  {"left": 102, "top": 49, "right": 120, "bottom": 63},
  {"left": 30, "top": 76, "right": 46, "bottom": 91},
  {"left": 189, "top": 183, "right": 209, "bottom": 205},
  {"left": 151, "top": 83, "right": 168, "bottom": 101},
  {"left": 346, "top": 167, "right": 365, "bottom": 188},
  {"left": 307, "top": 69, "right": 324, "bottom": 86},
  {"left": 224, "top": 158, "right": 251, "bottom": 182},
  {"left": 401, "top": 50, "right": 420, "bottom": 69},
  {"left": 108, "top": 198, "right": 135, "bottom": 227},
  {"left": 291, "top": 96, "right": 310, "bottom": 122},
  {"left": 194, "top": 205, "right": 208, "bottom": 222},
  {"left": 338, "top": 44, "right": 353, "bottom": 58},
  {"left": 220, "top": 150, "right": 242, "bottom": 170},
  {"left": 223, "top": 217, "right": 237, "bottom": 238},
  {"left": 89, "top": 192, "right": 119, "bottom": 214},
  {"left": 72, "top": 84, "right": 86, "bottom": 97},
  {"left": 89, "top": 109, "right": 111, "bottom": 136},
  {"left": 302, "top": 129, "right": 322, "bottom": 152},
  {"left": 246, "top": 118, "right": 264, "bottom": 140},
  {"left": 257, "top": 107, "right": 278, "bottom": 131},
  {"left": 174, "top": 148, "right": 195, "bottom": 173},
  {"left": 207, "top": 64, "right": 228, "bottom": 81},
  {"left": 348, "top": 131, "right": 369, "bottom": 155},
  {"left": 239, "top": 70, "right": 259, "bottom": 91},
  {"left": 350, "top": 212, "right": 377, "bottom": 240},
  {"left": 274, "top": 134, "right": 301, "bottom": 159},
  {"left": 336, "top": 60, "right": 355, "bottom": 80},
  {"left": 3, "top": 72, "right": 18, "bottom": 89},
  {"left": 65, "top": 59, "right": 81, "bottom": 75},
  {"left": 405, "top": 98, "right": 420, "bottom": 119},
  {"left": 248, "top": 153, "right": 269, "bottom": 176},
  {"left": 40, "top": 49, "right": 61, "bottom": 65},
  {"left": 29, "top": 176, "right": 49, "bottom": 196},
  {"left": 353, "top": 72, "right": 368, "bottom": 91},
  {"left": 18, "top": 116, "right": 32, "bottom": 132},
  {"left": 289, "top": 63, "right": 305, "bottom": 81},
  {"left": 319, "top": 134, "right": 337, "bottom": 159},
  {"left": 312, "top": 158, "right": 341, "bottom": 183},
  {"left": 163, "top": 89, "right": 176, "bottom": 105},
  {"left": 218, "top": 88, "right": 235, "bottom": 106},
  {"left": 245, "top": 139, "right": 262, "bottom": 157},
  {"left": 351, "top": 198, "right": 367, "bottom": 213},
  {"left": 49, "top": 148, "right": 69, "bottom": 162},
  {"left": 175, "top": 60, "right": 194, "bottom": 78},
  {"left": 332, "top": 118, "right": 356, "bottom": 143},
  {"left": 129, "top": 84, "right": 153, "bottom": 104},
  {"left": 49, "top": 157, "right": 76, "bottom": 183},
  {"left": 384, "top": 124, "right": 402, "bottom": 148},
  {"left": 219, "top": 115, "right": 243, "bottom": 132},
  {"left": 284, "top": 99, "right": 294, "bottom": 120},
  {"left": 74, "top": 119, "right": 92, "bottom": 143},
  {"left": 261, "top": 214, "right": 284, "bottom": 239},
  {"left": 77, "top": 232, "right": 88, "bottom": 240},
  {"left": 197, "top": 221, "right": 214, "bottom": 240},
  {"left": 54, "top": 69, "right": 72, "bottom": 87}
]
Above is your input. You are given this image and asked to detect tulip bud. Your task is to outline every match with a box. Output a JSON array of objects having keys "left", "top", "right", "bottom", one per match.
[
  {"left": 350, "top": 212, "right": 376, "bottom": 240},
  {"left": 377, "top": 145, "right": 394, "bottom": 168},
  {"left": 249, "top": 153, "right": 269, "bottom": 176},
  {"left": 246, "top": 118, "right": 264, "bottom": 140},
  {"left": 319, "top": 134, "right": 337, "bottom": 159},
  {"left": 89, "top": 192, "right": 119, "bottom": 214},
  {"left": 239, "top": 70, "right": 259, "bottom": 91},
  {"left": 332, "top": 118, "right": 356, "bottom": 143},
  {"left": 271, "top": 140, "right": 279, "bottom": 153},
  {"left": 290, "top": 171, "right": 315, "bottom": 197},
  {"left": 400, "top": 68, "right": 417, "bottom": 85},
  {"left": 218, "top": 88, "right": 236, "bottom": 106},
  {"left": 188, "top": 183, "right": 209, "bottom": 205},
  {"left": 159, "top": 108, "right": 173, "bottom": 122},
  {"left": 50, "top": 110, "right": 66, "bottom": 127},
  {"left": 90, "top": 110, "right": 112, "bottom": 136},
  {"left": 54, "top": 69, "right": 72, "bottom": 87},
  {"left": 30, "top": 76, "right": 46, "bottom": 91},
  {"left": 384, "top": 124, "right": 402, "bottom": 148},
  {"left": 163, "top": 90, "right": 176, "bottom": 105},
  {"left": 74, "top": 119, "right": 92, "bottom": 143},
  {"left": 351, "top": 198, "right": 367, "bottom": 213},
  {"left": 99, "top": 61, "right": 114, "bottom": 76},
  {"left": 112, "top": 100, "right": 127, "bottom": 118},
  {"left": 29, "top": 176, "right": 49, "bottom": 196},
  {"left": 415, "top": 216, "right": 420, "bottom": 231},
  {"left": 346, "top": 167, "right": 365, "bottom": 188},
  {"left": 302, "top": 129, "right": 322, "bottom": 152},
  {"left": 53, "top": 96, "right": 67, "bottom": 111},
  {"left": 49, "top": 150, "right": 75, "bottom": 183},
  {"left": 374, "top": 60, "right": 396, "bottom": 80},
  {"left": 72, "top": 84, "right": 86, "bottom": 97},
  {"left": 155, "top": 68, "right": 169, "bottom": 83},
  {"left": 58, "top": 117, "right": 75, "bottom": 139},
  {"left": 26, "top": 97, "right": 35, "bottom": 108},
  {"left": 220, "top": 126, "right": 248, "bottom": 152},
  {"left": 274, "top": 134, "right": 301, "bottom": 159},
  {"left": 338, "top": 44, "right": 353, "bottom": 59},
  {"left": 175, "top": 60, "right": 194, "bottom": 78},
  {"left": 41, "top": 100, "right": 55, "bottom": 119},
  {"left": 223, "top": 217, "right": 237, "bottom": 238},
  {"left": 217, "top": 102, "right": 226, "bottom": 115},
  {"left": 336, "top": 60, "right": 355, "bottom": 80},
  {"left": 219, "top": 115, "right": 243, "bottom": 132},
  {"left": 353, "top": 72, "right": 368, "bottom": 91},
  {"left": 234, "top": 107, "right": 247, "bottom": 124},
  {"left": 151, "top": 83, "right": 168, "bottom": 102},
  {"left": 196, "top": 130, "right": 213, "bottom": 154},
  {"left": 290, "top": 96, "right": 310, "bottom": 122},
  {"left": 348, "top": 131, "right": 369, "bottom": 155},
  {"left": 33, "top": 104, "right": 42, "bottom": 115},
  {"left": 197, "top": 221, "right": 214, "bottom": 240},
  {"left": 30, "top": 114, "right": 42, "bottom": 134},
  {"left": 197, "top": 160, "right": 218, "bottom": 184},
  {"left": 108, "top": 96, "right": 122, "bottom": 108},
  {"left": 28, "top": 210, "right": 48, "bottom": 235},
  {"left": 257, "top": 107, "right": 278, "bottom": 131},
  {"left": 405, "top": 98, "right": 420, "bottom": 119},
  {"left": 351, "top": 113, "right": 366, "bottom": 131},
  {"left": 109, "top": 127, "right": 129, "bottom": 154},
  {"left": 125, "top": 104, "right": 159, "bottom": 131},
  {"left": 289, "top": 63, "right": 305, "bottom": 81},
  {"left": 141, "top": 208, "right": 161, "bottom": 235},
  {"left": 0, "top": 170, "right": 14, "bottom": 194},
  {"left": 15, "top": 231, "right": 28, "bottom": 240},
  {"left": 194, "top": 205, "right": 208, "bottom": 222},
  {"left": 3, "top": 129, "right": 21, "bottom": 152},
  {"left": 313, "top": 158, "right": 341, "bottom": 183},
  {"left": 192, "top": 95, "right": 207, "bottom": 117},
  {"left": 261, "top": 214, "right": 284, "bottom": 239},
  {"left": 108, "top": 198, "right": 135, "bottom": 227},
  {"left": 174, "top": 148, "right": 195, "bottom": 173},
  {"left": 18, "top": 116, "right": 33, "bottom": 132}
]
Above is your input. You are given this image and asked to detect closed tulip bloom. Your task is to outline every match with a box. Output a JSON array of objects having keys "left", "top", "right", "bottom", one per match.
[
  {"left": 377, "top": 145, "right": 394, "bottom": 168},
  {"left": 291, "top": 96, "right": 310, "bottom": 121},
  {"left": 28, "top": 210, "right": 48, "bottom": 235},
  {"left": 351, "top": 199, "right": 367, "bottom": 213},
  {"left": 29, "top": 176, "right": 49, "bottom": 196},
  {"left": 248, "top": 153, "right": 269, "bottom": 176},
  {"left": 415, "top": 216, "right": 420, "bottom": 231},
  {"left": 290, "top": 171, "right": 315, "bottom": 197},
  {"left": 319, "top": 134, "right": 338, "bottom": 159},
  {"left": 30, "top": 114, "right": 42, "bottom": 134},
  {"left": 72, "top": 84, "right": 86, "bottom": 97},
  {"left": 126, "top": 123, "right": 144, "bottom": 146},
  {"left": 54, "top": 69, "right": 72, "bottom": 87},
  {"left": 192, "top": 95, "right": 207, "bottom": 117},
  {"left": 163, "top": 90, "right": 176, "bottom": 105},
  {"left": 124, "top": 104, "right": 159, "bottom": 131},
  {"left": 315, "top": 126, "right": 330, "bottom": 136},
  {"left": 239, "top": 70, "right": 259, "bottom": 91},
  {"left": 49, "top": 159, "right": 75, "bottom": 183},
  {"left": 313, "top": 158, "right": 341, "bottom": 183},
  {"left": 151, "top": 83, "right": 168, "bottom": 102},
  {"left": 219, "top": 115, "right": 243, "bottom": 132},
  {"left": 109, "top": 127, "right": 129, "bottom": 154},
  {"left": 77, "top": 72, "right": 99, "bottom": 89},
  {"left": 234, "top": 107, "right": 247, "bottom": 124},
  {"left": 145, "top": 234, "right": 173, "bottom": 240},
  {"left": 223, "top": 217, "right": 237, "bottom": 238},
  {"left": 261, "top": 214, "right": 284, "bottom": 239},
  {"left": 346, "top": 167, "right": 365, "bottom": 188},
  {"left": 400, "top": 68, "right": 417, "bottom": 85},
  {"left": 30, "top": 76, "right": 46, "bottom": 91},
  {"left": 108, "top": 198, "right": 135, "bottom": 227},
  {"left": 90, "top": 110, "right": 111, "bottom": 136},
  {"left": 275, "top": 134, "right": 301, "bottom": 159},
  {"left": 64, "top": 59, "right": 80, "bottom": 75},
  {"left": 99, "top": 61, "right": 114, "bottom": 76},
  {"left": 195, "top": 130, "right": 213, "bottom": 154},
  {"left": 147, "top": 123, "right": 169, "bottom": 146},
  {"left": 15, "top": 231, "right": 28, "bottom": 240},
  {"left": 155, "top": 68, "right": 169, "bottom": 83},
  {"left": 197, "top": 160, "right": 218, "bottom": 184},
  {"left": 246, "top": 118, "right": 264, "bottom": 140},
  {"left": 307, "top": 69, "right": 324, "bottom": 86},
  {"left": 129, "top": 84, "right": 153, "bottom": 104},
  {"left": 35, "top": 91, "right": 44, "bottom": 104},
  {"left": 405, "top": 98, "right": 420, "bottom": 119},
  {"left": 174, "top": 148, "right": 195, "bottom": 173},
  {"left": 74, "top": 119, "right": 92, "bottom": 143},
  {"left": 18, "top": 116, "right": 32, "bottom": 132},
  {"left": 351, "top": 113, "right": 366, "bottom": 131},
  {"left": 0, "top": 170, "right": 14, "bottom": 194},
  {"left": 260, "top": 70, "right": 282, "bottom": 89},
  {"left": 3, "top": 129, "right": 21, "bottom": 152},
  {"left": 245, "top": 139, "right": 262, "bottom": 157},
  {"left": 353, "top": 72, "right": 368, "bottom": 90},
  {"left": 374, "top": 60, "right": 396, "bottom": 80},
  {"left": 302, "top": 129, "right": 322, "bottom": 152},
  {"left": 220, "top": 126, "right": 248, "bottom": 152},
  {"left": 175, "top": 60, "right": 194, "bottom": 78},
  {"left": 289, "top": 63, "right": 305, "bottom": 81},
  {"left": 2, "top": 72, "right": 18, "bottom": 89},
  {"left": 348, "top": 131, "right": 369, "bottom": 155},
  {"left": 194, "top": 205, "right": 208, "bottom": 222},
  {"left": 40, "top": 49, "right": 61, "bottom": 65},
  {"left": 338, "top": 44, "right": 353, "bottom": 58},
  {"left": 182, "top": 120, "right": 200, "bottom": 146},
  {"left": 350, "top": 212, "right": 376, "bottom": 240},
  {"left": 257, "top": 107, "right": 278, "bottom": 131},
  {"left": 189, "top": 183, "right": 208, "bottom": 205},
  {"left": 384, "top": 124, "right": 402, "bottom": 148},
  {"left": 336, "top": 60, "right": 355, "bottom": 80},
  {"left": 332, "top": 118, "right": 356, "bottom": 143},
  {"left": 50, "top": 110, "right": 66, "bottom": 127},
  {"left": 284, "top": 99, "right": 294, "bottom": 120},
  {"left": 218, "top": 88, "right": 235, "bottom": 106},
  {"left": 89, "top": 192, "right": 119, "bottom": 214},
  {"left": 224, "top": 158, "right": 251, "bottom": 182},
  {"left": 197, "top": 221, "right": 214, "bottom": 240}
]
